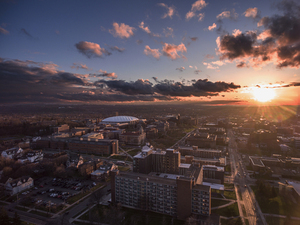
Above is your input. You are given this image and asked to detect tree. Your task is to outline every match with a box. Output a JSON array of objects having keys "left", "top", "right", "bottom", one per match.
[
  {"left": 0, "top": 207, "right": 10, "bottom": 225},
  {"left": 12, "top": 211, "right": 21, "bottom": 225}
]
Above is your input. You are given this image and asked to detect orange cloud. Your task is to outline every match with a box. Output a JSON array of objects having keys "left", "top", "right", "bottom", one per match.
[
  {"left": 162, "top": 43, "right": 187, "bottom": 60},
  {"left": 109, "top": 22, "right": 135, "bottom": 39},
  {"left": 144, "top": 45, "right": 161, "bottom": 59}
]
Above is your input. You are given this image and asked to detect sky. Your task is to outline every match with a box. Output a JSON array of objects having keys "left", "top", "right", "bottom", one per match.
[{"left": 0, "top": 0, "right": 300, "bottom": 105}]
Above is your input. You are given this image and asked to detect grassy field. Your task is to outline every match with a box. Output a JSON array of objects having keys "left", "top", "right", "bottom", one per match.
[
  {"left": 265, "top": 216, "right": 300, "bottom": 225},
  {"left": 211, "top": 202, "right": 239, "bottom": 217},
  {"left": 127, "top": 149, "right": 141, "bottom": 156},
  {"left": 251, "top": 186, "right": 300, "bottom": 217},
  {"left": 211, "top": 199, "right": 232, "bottom": 208},
  {"left": 224, "top": 183, "right": 234, "bottom": 189},
  {"left": 220, "top": 217, "right": 242, "bottom": 225},
  {"left": 79, "top": 205, "right": 185, "bottom": 225},
  {"left": 224, "top": 190, "right": 237, "bottom": 200}
]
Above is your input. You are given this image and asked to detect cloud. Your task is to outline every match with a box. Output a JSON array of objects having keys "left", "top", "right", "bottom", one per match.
[
  {"left": 176, "top": 67, "right": 185, "bottom": 72},
  {"left": 186, "top": 0, "right": 208, "bottom": 21},
  {"left": 205, "top": 54, "right": 215, "bottom": 59},
  {"left": 98, "top": 78, "right": 241, "bottom": 98},
  {"left": 158, "top": 3, "right": 176, "bottom": 19},
  {"left": 20, "top": 28, "right": 37, "bottom": 40},
  {"left": 194, "top": 70, "right": 202, "bottom": 74},
  {"left": 243, "top": 7, "right": 260, "bottom": 19},
  {"left": 139, "top": 21, "right": 151, "bottom": 34},
  {"left": 162, "top": 42, "right": 187, "bottom": 60},
  {"left": 144, "top": 45, "right": 161, "bottom": 60},
  {"left": 96, "top": 79, "right": 154, "bottom": 95},
  {"left": 139, "top": 21, "right": 160, "bottom": 37},
  {"left": 163, "top": 27, "right": 174, "bottom": 37},
  {"left": 236, "top": 61, "right": 248, "bottom": 68},
  {"left": 190, "top": 37, "right": 198, "bottom": 41},
  {"left": 75, "top": 41, "right": 110, "bottom": 58},
  {"left": 109, "top": 22, "right": 135, "bottom": 39},
  {"left": 203, "top": 62, "right": 219, "bottom": 69},
  {"left": 136, "top": 39, "right": 143, "bottom": 45},
  {"left": 208, "top": 23, "right": 217, "bottom": 31},
  {"left": 216, "top": 9, "right": 238, "bottom": 20},
  {"left": 198, "top": 13, "right": 205, "bottom": 21},
  {"left": 217, "top": 1, "right": 300, "bottom": 68},
  {"left": 55, "top": 30, "right": 60, "bottom": 35},
  {"left": 0, "top": 26, "right": 9, "bottom": 35},
  {"left": 71, "top": 63, "right": 91, "bottom": 70},
  {"left": 90, "top": 72, "right": 118, "bottom": 79},
  {"left": 110, "top": 46, "right": 125, "bottom": 52}
]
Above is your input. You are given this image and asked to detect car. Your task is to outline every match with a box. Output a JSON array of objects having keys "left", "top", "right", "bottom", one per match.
[
  {"left": 65, "top": 211, "right": 69, "bottom": 215},
  {"left": 244, "top": 185, "right": 247, "bottom": 188}
]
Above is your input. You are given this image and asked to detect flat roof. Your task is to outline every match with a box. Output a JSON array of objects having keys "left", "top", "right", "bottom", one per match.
[
  {"left": 287, "top": 181, "right": 300, "bottom": 197},
  {"left": 179, "top": 163, "right": 191, "bottom": 169},
  {"left": 202, "top": 182, "right": 224, "bottom": 191},
  {"left": 203, "top": 165, "right": 224, "bottom": 172},
  {"left": 249, "top": 156, "right": 265, "bottom": 167}
]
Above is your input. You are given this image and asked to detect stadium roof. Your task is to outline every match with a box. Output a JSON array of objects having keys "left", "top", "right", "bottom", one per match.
[{"left": 101, "top": 116, "right": 139, "bottom": 124}]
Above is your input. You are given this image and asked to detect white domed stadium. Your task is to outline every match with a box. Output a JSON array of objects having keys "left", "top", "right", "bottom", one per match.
[{"left": 101, "top": 116, "right": 139, "bottom": 125}]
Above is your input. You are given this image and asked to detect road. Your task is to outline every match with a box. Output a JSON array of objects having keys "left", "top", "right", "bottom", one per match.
[{"left": 228, "top": 129, "right": 267, "bottom": 225}]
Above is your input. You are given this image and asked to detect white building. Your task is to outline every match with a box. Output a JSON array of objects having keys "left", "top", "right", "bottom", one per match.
[
  {"left": 5, "top": 176, "right": 34, "bottom": 196},
  {"left": 1, "top": 147, "right": 23, "bottom": 159}
]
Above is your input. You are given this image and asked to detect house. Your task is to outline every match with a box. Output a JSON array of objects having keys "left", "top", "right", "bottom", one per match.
[
  {"left": 67, "top": 153, "right": 84, "bottom": 168},
  {"left": 17, "top": 150, "right": 43, "bottom": 163},
  {"left": 91, "top": 161, "right": 118, "bottom": 181},
  {"left": 1, "top": 147, "right": 23, "bottom": 159},
  {"left": 5, "top": 176, "right": 34, "bottom": 196}
]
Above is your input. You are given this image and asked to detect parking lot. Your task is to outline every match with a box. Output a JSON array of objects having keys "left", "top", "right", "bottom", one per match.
[{"left": 19, "top": 177, "right": 98, "bottom": 207}]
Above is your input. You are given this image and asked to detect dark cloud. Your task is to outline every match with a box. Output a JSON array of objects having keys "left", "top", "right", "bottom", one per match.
[
  {"left": 176, "top": 67, "right": 185, "bottom": 72},
  {"left": 75, "top": 41, "right": 111, "bottom": 58},
  {"left": 96, "top": 79, "right": 154, "bottom": 95},
  {"left": 96, "top": 78, "right": 241, "bottom": 97},
  {"left": 218, "top": 32, "right": 257, "bottom": 60},
  {"left": 217, "top": 0, "right": 300, "bottom": 68},
  {"left": 236, "top": 61, "right": 248, "bottom": 68},
  {"left": 110, "top": 46, "right": 125, "bottom": 52},
  {"left": 194, "top": 70, "right": 202, "bottom": 74},
  {"left": 190, "top": 37, "right": 198, "bottom": 41},
  {"left": 20, "top": 28, "right": 37, "bottom": 40},
  {"left": 90, "top": 72, "right": 117, "bottom": 79}
]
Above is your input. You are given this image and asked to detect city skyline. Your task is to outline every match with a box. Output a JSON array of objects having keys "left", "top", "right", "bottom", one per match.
[{"left": 1, "top": 0, "right": 300, "bottom": 105}]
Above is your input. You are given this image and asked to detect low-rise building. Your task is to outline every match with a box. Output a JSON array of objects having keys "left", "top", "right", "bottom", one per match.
[
  {"left": 5, "top": 176, "right": 34, "bottom": 196},
  {"left": 1, "top": 147, "right": 23, "bottom": 159}
]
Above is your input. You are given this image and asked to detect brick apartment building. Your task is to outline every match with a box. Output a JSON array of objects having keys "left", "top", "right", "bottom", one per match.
[{"left": 111, "top": 171, "right": 211, "bottom": 220}]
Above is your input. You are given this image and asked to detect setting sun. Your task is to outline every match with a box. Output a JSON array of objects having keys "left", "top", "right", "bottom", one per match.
[{"left": 252, "top": 88, "right": 276, "bottom": 102}]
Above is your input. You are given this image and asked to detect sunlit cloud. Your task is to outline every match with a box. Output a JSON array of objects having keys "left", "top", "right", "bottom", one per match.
[
  {"left": 158, "top": 3, "right": 176, "bottom": 19},
  {"left": 216, "top": 9, "right": 238, "bottom": 20},
  {"left": 0, "top": 26, "right": 9, "bottom": 35},
  {"left": 208, "top": 23, "right": 217, "bottom": 31},
  {"left": 243, "top": 7, "right": 259, "bottom": 19},
  {"left": 139, "top": 21, "right": 160, "bottom": 37},
  {"left": 144, "top": 45, "right": 161, "bottom": 60},
  {"left": 71, "top": 63, "right": 91, "bottom": 70},
  {"left": 186, "top": 0, "right": 208, "bottom": 21},
  {"left": 162, "top": 42, "right": 187, "bottom": 60},
  {"left": 109, "top": 22, "right": 135, "bottom": 39}
]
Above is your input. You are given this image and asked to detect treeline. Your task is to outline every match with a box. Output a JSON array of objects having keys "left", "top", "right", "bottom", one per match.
[
  {"left": 0, "top": 154, "right": 69, "bottom": 183},
  {"left": 0, "top": 122, "right": 52, "bottom": 136}
]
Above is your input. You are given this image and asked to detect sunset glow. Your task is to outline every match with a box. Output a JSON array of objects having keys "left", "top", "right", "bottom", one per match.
[{"left": 252, "top": 88, "right": 276, "bottom": 102}]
